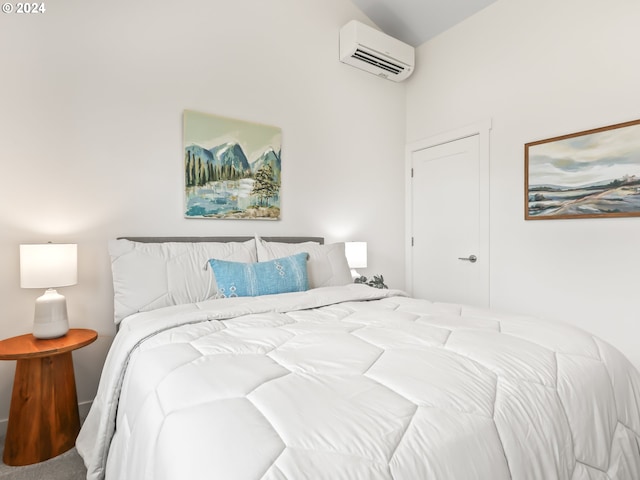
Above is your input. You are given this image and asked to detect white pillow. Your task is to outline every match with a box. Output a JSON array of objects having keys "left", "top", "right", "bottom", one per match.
[
  {"left": 109, "top": 238, "right": 257, "bottom": 324},
  {"left": 255, "top": 236, "right": 352, "bottom": 288}
]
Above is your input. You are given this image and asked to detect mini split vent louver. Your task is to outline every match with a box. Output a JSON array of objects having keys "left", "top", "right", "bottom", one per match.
[
  {"left": 339, "top": 20, "right": 415, "bottom": 82},
  {"left": 352, "top": 48, "right": 405, "bottom": 75}
]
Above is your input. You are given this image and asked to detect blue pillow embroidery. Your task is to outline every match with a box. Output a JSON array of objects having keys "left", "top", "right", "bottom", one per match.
[{"left": 209, "top": 252, "right": 309, "bottom": 298}]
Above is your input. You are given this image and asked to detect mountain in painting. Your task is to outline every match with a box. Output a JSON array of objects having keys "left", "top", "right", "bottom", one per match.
[
  {"left": 251, "top": 147, "right": 281, "bottom": 181},
  {"left": 210, "top": 143, "right": 252, "bottom": 173},
  {"left": 185, "top": 142, "right": 252, "bottom": 186}
]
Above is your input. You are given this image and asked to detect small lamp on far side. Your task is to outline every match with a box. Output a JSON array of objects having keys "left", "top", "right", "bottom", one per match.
[
  {"left": 20, "top": 243, "right": 77, "bottom": 339},
  {"left": 345, "top": 241, "right": 367, "bottom": 279}
]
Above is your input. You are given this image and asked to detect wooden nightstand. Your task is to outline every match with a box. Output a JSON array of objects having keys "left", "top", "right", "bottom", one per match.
[{"left": 0, "top": 328, "right": 97, "bottom": 466}]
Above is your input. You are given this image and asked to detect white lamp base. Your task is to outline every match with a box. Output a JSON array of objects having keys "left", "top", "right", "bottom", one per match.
[{"left": 33, "top": 288, "right": 70, "bottom": 339}]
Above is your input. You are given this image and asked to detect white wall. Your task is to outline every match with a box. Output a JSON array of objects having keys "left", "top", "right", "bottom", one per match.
[
  {"left": 0, "top": 0, "right": 407, "bottom": 433},
  {"left": 406, "top": 0, "right": 640, "bottom": 368}
]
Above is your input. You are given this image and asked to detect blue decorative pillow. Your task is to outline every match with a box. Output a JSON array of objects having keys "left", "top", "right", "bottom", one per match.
[{"left": 208, "top": 253, "right": 309, "bottom": 298}]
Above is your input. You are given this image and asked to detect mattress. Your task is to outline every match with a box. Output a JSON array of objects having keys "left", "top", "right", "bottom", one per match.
[{"left": 77, "top": 284, "right": 640, "bottom": 480}]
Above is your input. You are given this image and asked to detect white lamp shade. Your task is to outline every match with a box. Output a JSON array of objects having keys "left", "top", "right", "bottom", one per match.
[
  {"left": 345, "top": 242, "right": 367, "bottom": 269},
  {"left": 20, "top": 243, "right": 78, "bottom": 288}
]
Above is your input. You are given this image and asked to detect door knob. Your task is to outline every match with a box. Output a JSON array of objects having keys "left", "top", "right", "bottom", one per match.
[{"left": 458, "top": 255, "right": 477, "bottom": 263}]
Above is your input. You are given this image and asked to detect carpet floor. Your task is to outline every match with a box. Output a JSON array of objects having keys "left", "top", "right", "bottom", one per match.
[{"left": 0, "top": 437, "right": 86, "bottom": 480}]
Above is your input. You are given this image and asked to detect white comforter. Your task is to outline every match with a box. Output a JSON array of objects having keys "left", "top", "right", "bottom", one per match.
[{"left": 77, "top": 285, "right": 640, "bottom": 480}]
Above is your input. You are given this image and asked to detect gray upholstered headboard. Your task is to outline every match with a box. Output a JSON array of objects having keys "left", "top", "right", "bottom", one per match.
[{"left": 120, "top": 236, "right": 324, "bottom": 244}]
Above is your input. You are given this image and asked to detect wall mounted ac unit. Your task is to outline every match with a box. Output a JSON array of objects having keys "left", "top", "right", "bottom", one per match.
[{"left": 339, "top": 20, "right": 415, "bottom": 82}]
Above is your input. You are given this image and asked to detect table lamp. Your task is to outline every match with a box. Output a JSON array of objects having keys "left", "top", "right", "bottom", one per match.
[
  {"left": 19, "top": 243, "right": 77, "bottom": 339},
  {"left": 345, "top": 241, "right": 367, "bottom": 278}
]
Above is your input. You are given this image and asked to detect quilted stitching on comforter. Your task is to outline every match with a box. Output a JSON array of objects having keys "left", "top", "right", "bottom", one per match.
[{"left": 77, "top": 285, "right": 640, "bottom": 480}]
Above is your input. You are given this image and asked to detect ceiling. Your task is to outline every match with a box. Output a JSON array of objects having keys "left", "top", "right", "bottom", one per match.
[{"left": 350, "top": 0, "right": 498, "bottom": 47}]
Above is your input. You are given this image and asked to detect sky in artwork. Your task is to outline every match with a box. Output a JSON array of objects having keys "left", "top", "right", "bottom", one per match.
[
  {"left": 528, "top": 122, "right": 640, "bottom": 187},
  {"left": 184, "top": 110, "right": 281, "bottom": 162}
]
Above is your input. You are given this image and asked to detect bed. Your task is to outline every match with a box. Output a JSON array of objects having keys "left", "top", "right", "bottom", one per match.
[{"left": 77, "top": 236, "right": 640, "bottom": 480}]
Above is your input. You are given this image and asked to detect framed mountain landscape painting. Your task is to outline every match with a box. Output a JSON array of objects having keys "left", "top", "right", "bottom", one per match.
[
  {"left": 525, "top": 119, "right": 640, "bottom": 220},
  {"left": 184, "top": 110, "right": 281, "bottom": 219}
]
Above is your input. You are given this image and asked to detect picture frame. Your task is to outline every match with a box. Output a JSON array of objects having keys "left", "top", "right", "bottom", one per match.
[
  {"left": 183, "top": 110, "right": 282, "bottom": 220},
  {"left": 525, "top": 119, "right": 640, "bottom": 220}
]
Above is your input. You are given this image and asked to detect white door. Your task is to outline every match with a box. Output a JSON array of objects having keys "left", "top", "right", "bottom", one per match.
[{"left": 406, "top": 123, "right": 490, "bottom": 307}]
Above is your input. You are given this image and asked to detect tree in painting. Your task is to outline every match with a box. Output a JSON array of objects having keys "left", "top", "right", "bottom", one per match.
[{"left": 251, "top": 164, "right": 279, "bottom": 207}]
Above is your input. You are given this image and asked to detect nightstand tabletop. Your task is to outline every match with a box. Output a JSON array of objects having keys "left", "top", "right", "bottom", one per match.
[{"left": 0, "top": 329, "right": 97, "bottom": 360}]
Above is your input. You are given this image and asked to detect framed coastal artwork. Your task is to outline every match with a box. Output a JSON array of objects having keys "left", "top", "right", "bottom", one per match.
[
  {"left": 184, "top": 110, "right": 281, "bottom": 219},
  {"left": 525, "top": 119, "right": 640, "bottom": 220}
]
